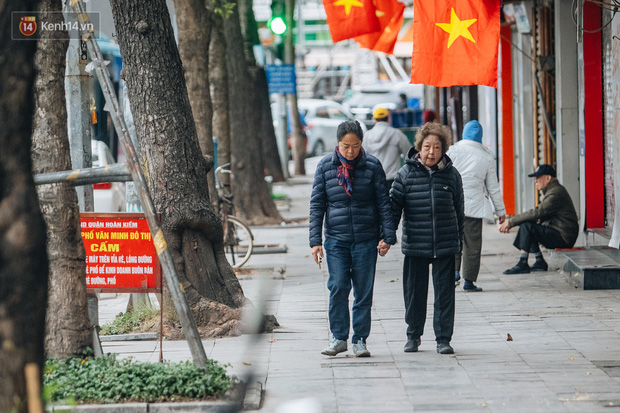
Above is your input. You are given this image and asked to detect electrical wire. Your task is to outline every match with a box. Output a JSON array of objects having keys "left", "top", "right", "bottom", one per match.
[
  {"left": 571, "top": 0, "right": 618, "bottom": 33},
  {"left": 500, "top": 34, "right": 536, "bottom": 64}
]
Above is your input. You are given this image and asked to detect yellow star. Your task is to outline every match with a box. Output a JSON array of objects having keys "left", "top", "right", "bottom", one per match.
[
  {"left": 333, "top": 0, "right": 364, "bottom": 15},
  {"left": 435, "top": 8, "right": 477, "bottom": 48}
]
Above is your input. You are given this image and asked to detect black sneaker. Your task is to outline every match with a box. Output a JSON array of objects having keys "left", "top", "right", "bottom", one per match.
[
  {"left": 436, "top": 342, "right": 454, "bottom": 354},
  {"left": 530, "top": 259, "right": 548, "bottom": 272},
  {"left": 404, "top": 337, "right": 422, "bottom": 353},
  {"left": 503, "top": 261, "right": 530, "bottom": 274}
]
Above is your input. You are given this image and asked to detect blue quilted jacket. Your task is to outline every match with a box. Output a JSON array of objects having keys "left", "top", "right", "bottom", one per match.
[{"left": 309, "top": 149, "right": 396, "bottom": 247}]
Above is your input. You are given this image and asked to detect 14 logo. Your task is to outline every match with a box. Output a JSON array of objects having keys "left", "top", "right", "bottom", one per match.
[{"left": 19, "top": 16, "right": 37, "bottom": 36}]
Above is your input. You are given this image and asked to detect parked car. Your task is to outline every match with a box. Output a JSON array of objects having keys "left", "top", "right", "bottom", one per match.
[
  {"left": 297, "top": 99, "right": 367, "bottom": 157},
  {"left": 91, "top": 140, "right": 126, "bottom": 212},
  {"left": 343, "top": 82, "right": 425, "bottom": 127}
]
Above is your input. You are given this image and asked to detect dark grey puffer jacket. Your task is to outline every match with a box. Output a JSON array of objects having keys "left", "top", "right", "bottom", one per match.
[
  {"left": 309, "top": 149, "right": 396, "bottom": 247},
  {"left": 390, "top": 148, "right": 465, "bottom": 258}
]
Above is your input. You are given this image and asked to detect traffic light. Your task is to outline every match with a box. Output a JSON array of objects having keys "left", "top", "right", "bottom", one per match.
[{"left": 268, "top": 0, "right": 287, "bottom": 35}]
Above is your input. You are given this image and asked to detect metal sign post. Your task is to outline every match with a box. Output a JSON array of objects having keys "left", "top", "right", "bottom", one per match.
[
  {"left": 63, "top": 2, "right": 101, "bottom": 355},
  {"left": 266, "top": 64, "right": 296, "bottom": 177}
]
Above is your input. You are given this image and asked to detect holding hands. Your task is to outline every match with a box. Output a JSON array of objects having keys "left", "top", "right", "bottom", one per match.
[
  {"left": 311, "top": 240, "right": 391, "bottom": 268},
  {"left": 377, "top": 239, "right": 391, "bottom": 257}
]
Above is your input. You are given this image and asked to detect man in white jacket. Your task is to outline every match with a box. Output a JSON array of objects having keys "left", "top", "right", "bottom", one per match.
[
  {"left": 363, "top": 108, "right": 412, "bottom": 188},
  {"left": 447, "top": 120, "right": 506, "bottom": 292}
]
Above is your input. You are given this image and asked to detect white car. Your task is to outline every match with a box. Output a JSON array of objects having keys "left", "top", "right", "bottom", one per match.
[
  {"left": 343, "top": 82, "right": 425, "bottom": 127},
  {"left": 91, "top": 140, "right": 126, "bottom": 212},
  {"left": 298, "top": 99, "right": 367, "bottom": 157}
]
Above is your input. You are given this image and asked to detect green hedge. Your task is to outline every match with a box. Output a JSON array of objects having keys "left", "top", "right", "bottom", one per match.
[{"left": 44, "top": 354, "right": 234, "bottom": 404}]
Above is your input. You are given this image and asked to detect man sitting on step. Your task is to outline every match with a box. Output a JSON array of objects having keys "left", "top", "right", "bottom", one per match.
[{"left": 499, "top": 164, "right": 579, "bottom": 274}]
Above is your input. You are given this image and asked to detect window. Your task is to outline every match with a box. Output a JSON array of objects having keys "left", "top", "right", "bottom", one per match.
[
  {"left": 316, "top": 108, "right": 329, "bottom": 118},
  {"left": 327, "top": 107, "right": 348, "bottom": 120}
]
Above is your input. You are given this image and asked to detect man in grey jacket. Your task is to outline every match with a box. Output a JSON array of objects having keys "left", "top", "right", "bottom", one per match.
[
  {"left": 447, "top": 120, "right": 506, "bottom": 292},
  {"left": 499, "top": 164, "right": 579, "bottom": 274},
  {"left": 362, "top": 107, "right": 411, "bottom": 188}
]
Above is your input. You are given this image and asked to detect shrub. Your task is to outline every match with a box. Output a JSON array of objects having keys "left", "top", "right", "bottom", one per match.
[
  {"left": 99, "top": 304, "right": 159, "bottom": 336},
  {"left": 44, "top": 354, "right": 234, "bottom": 404}
]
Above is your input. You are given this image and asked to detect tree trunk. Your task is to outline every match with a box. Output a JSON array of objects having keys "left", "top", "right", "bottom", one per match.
[
  {"left": 253, "top": 66, "right": 285, "bottom": 181},
  {"left": 284, "top": 0, "right": 306, "bottom": 175},
  {"left": 31, "top": 0, "right": 92, "bottom": 358},
  {"left": 239, "top": 0, "right": 285, "bottom": 182},
  {"left": 175, "top": 0, "right": 218, "bottom": 205},
  {"left": 109, "top": 0, "right": 249, "bottom": 337},
  {"left": 224, "top": 0, "right": 283, "bottom": 225},
  {"left": 209, "top": 14, "right": 232, "bottom": 191},
  {"left": 289, "top": 94, "right": 306, "bottom": 175},
  {"left": 0, "top": 1, "right": 48, "bottom": 412}
]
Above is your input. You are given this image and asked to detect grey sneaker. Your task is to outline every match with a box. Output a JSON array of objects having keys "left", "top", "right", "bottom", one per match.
[
  {"left": 321, "top": 337, "right": 347, "bottom": 356},
  {"left": 352, "top": 338, "right": 371, "bottom": 357}
]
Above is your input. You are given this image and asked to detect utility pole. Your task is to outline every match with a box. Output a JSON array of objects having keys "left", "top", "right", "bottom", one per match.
[{"left": 63, "top": 1, "right": 102, "bottom": 356}]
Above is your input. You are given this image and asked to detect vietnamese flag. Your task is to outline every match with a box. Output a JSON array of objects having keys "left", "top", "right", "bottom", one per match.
[
  {"left": 355, "top": 0, "right": 405, "bottom": 54},
  {"left": 323, "top": 0, "right": 381, "bottom": 43},
  {"left": 411, "top": 0, "right": 500, "bottom": 87}
]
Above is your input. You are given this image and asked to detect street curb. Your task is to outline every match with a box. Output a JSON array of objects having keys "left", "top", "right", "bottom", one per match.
[
  {"left": 49, "top": 401, "right": 240, "bottom": 412},
  {"left": 251, "top": 244, "right": 288, "bottom": 254},
  {"left": 99, "top": 333, "right": 158, "bottom": 342},
  {"left": 252, "top": 222, "right": 309, "bottom": 229},
  {"left": 242, "top": 381, "right": 263, "bottom": 411}
]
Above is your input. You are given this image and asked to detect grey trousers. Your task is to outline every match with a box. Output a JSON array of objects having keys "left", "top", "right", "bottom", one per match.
[{"left": 455, "top": 217, "right": 483, "bottom": 282}]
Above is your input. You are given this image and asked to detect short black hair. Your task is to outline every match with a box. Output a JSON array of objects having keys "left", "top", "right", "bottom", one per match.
[{"left": 336, "top": 120, "right": 364, "bottom": 142}]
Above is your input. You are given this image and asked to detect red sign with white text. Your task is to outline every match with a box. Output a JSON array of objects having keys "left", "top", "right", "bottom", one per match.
[{"left": 81, "top": 213, "right": 161, "bottom": 293}]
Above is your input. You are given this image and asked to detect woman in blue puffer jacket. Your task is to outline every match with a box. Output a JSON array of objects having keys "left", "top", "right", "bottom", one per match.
[
  {"left": 391, "top": 122, "right": 464, "bottom": 356},
  {"left": 310, "top": 120, "right": 396, "bottom": 358}
]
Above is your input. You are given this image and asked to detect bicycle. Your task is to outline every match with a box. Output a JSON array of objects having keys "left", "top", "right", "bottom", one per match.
[{"left": 214, "top": 163, "right": 254, "bottom": 269}]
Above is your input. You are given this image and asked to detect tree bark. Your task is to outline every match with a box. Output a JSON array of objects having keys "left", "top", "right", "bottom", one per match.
[
  {"left": 284, "top": 0, "right": 306, "bottom": 175},
  {"left": 0, "top": 1, "right": 48, "bottom": 412},
  {"left": 224, "top": 0, "right": 283, "bottom": 225},
  {"left": 31, "top": 0, "right": 92, "bottom": 358},
  {"left": 109, "top": 0, "right": 249, "bottom": 336},
  {"left": 209, "top": 13, "right": 232, "bottom": 191},
  {"left": 253, "top": 66, "right": 285, "bottom": 181},
  {"left": 175, "top": 0, "right": 218, "bottom": 205},
  {"left": 239, "top": 0, "right": 285, "bottom": 182},
  {"left": 289, "top": 94, "right": 306, "bottom": 175}
]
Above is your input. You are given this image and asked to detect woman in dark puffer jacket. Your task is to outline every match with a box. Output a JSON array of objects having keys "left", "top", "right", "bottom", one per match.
[
  {"left": 391, "top": 122, "right": 464, "bottom": 355},
  {"left": 310, "top": 120, "right": 396, "bottom": 358}
]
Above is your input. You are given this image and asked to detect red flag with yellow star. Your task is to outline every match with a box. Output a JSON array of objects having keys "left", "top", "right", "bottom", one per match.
[
  {"left": 323, "top": 0, "right": 381, "bottom": 43},
  {"left": 354, "top": 0, "right": 405, "bottom": 54},
  {"left": 411, "top": 0, "right": 500, "bottom": 87}
]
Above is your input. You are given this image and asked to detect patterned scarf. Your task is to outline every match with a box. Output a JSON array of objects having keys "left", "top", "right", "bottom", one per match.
[{"left": 336, "top": 148, "right": 361, "bottom": 196}]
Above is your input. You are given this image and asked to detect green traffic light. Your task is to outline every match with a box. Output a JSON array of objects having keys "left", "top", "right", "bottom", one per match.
[{"left": 269, "top": 17, "right": 287, "bottom": 35}]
